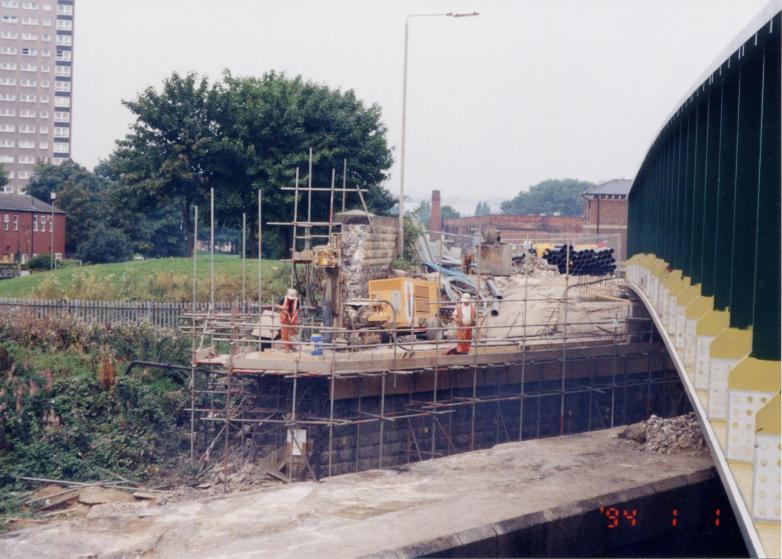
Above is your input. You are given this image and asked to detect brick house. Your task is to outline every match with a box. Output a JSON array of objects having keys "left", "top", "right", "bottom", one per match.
[
  {"left": 582, "top": 179, "right": 631, "bottom": 260},
  {"left": 443, "top": 213, "right": 583, "bottom": 239},
  {"left": 0, "top": 193, "right": 66, "bottom": 262}
]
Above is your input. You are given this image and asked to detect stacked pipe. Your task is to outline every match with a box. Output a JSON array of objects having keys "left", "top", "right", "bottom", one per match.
[{"left": 542, "top": 245, "right": 616, "bottom": 276}]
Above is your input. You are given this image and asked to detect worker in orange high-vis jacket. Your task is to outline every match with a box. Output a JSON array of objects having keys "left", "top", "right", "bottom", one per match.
[
  {"left": 279, "top": 288, "right": 299, "bottom": 352},
  {"left": 448, "top": 292, "right": 476, "bottom": 355}
]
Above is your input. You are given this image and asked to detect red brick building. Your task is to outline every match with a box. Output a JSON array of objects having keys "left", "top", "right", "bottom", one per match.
[
  {"left": 0, "top": 193, "right": 66, "bottom": 263},
  {"left": 443, "top": 213, "right": 583, "bottom": 240},
  {"left": 582, "top": 179, "right": 631, "bottom": 260}
]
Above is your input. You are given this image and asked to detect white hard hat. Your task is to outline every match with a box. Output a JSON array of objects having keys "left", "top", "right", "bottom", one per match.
[
  {"left": 287, "top": 288, "right": 298, "bottom": 299},
  {"left": 460, "top": 293, "right": 471, "bottom": 302}
]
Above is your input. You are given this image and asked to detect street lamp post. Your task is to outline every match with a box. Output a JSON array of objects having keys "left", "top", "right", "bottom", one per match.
[
  {"left": 397, "top": 11, "right": 479, "bottom": 257},
  {"left": 50, "top": 191, "right": 56, "bottom": 270}
]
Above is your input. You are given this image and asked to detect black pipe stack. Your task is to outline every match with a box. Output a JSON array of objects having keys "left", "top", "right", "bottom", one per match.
[{"left": 542, "top": 245, "right": 616, "bottom": 276}]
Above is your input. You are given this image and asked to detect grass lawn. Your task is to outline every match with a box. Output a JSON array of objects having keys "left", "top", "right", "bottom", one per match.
[{"left": 0, "top": 254, "right": 290, "bottom": 301}]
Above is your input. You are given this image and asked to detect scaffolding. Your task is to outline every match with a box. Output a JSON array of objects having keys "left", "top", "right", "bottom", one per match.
[{"left": 184, "top": 160, "right": 686, "bottom": 488}]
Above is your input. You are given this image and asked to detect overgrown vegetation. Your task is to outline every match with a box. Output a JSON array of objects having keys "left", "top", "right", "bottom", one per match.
[
  {"left": 0, "top": 314, "right": 191, "bottom": 521},
  {"left": 0, "top": 255, "right": 290, "bottom": 301},
  {"left": 25, "top": 254, "right": 53, "bottom": 271},
  {"left": 400, "top": 215, "right": 424, "bottom": 265}
]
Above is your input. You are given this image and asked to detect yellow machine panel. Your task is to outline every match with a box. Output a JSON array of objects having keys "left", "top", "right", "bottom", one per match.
[{"left": 367, "top": 277, "right": 439, "bottom": 329}]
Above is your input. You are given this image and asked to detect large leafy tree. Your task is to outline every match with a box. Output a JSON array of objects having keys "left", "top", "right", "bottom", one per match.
[
  {"left": 110, "top": 70, "right": 394, "bottom": 258},
  {"left": 26, "top": 160, "right": 104, "bottom": 201},
  {"left": 27, "top": 162, "right": 109, "bottom": 254},
  {"left": 217, "top": 71, "right": 394, "bottom": 255},
  {"left": 110, "top": 73, "right": 231, "bottom": 254},
  {"left": 27, "top": 162, "right": 186, "bottom": 260},
  {"left": 410, "top": 199, "right": 460, "bottom": 228},
  {"left": 500, "top": 179, "right": 595, "bottom": 216},
  {"left": 441, "top": 205, "right": 460, "bottom": 220}
]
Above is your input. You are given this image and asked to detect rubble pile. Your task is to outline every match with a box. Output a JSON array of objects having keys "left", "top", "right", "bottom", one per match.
[
  {"left": 619, "top": 413, "right": 708, "bottom": 455},
  {"left": 10, "top": 482, "right": 161, "bottom": 526}
]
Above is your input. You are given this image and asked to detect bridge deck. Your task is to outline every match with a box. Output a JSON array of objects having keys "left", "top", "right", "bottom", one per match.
[{"left": 0, "top": 428, "right": 716, "bottom": 558}]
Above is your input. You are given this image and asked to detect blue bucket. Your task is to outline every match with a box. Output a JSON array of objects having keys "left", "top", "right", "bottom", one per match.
[{"left": 311, "top": 334, "right": 323, "bottom": 356}]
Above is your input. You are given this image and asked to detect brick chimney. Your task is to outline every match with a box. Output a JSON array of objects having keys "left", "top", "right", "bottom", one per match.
[{"left": 429, "top": 189, "right": 442, "bottom": 240}]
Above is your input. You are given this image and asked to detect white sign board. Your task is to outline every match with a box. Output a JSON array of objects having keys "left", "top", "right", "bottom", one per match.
[{"left": 286, "top": 429, "right": 307, "bottom": 456}]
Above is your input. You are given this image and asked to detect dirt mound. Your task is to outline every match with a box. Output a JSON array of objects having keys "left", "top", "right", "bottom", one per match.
[{"left": 619, "top": 413, "right": 708, "bottom": 455}]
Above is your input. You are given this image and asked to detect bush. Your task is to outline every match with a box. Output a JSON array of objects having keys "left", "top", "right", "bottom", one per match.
[
  {"left": 0, "top": 315, "right": 192, "bottom": 493},
  {"left": 26, "top": 253, "right": 52, "bottom": 271},
  {"left": 0, "top": 313, "right": 190, "bottom": 365},
  {"left": 403, "top": 215, "right": 423, "bottom": 262},
  {"left": 76, "top": 224, "right": 133, "bottom": 264},
  {"left": 0, "top": 358, "right": 184, "bottom": 486}
]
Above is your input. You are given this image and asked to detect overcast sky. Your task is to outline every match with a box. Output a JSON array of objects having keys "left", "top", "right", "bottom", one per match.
[{"left": 71, "top": 0, "right": 770, "bottom": 215}]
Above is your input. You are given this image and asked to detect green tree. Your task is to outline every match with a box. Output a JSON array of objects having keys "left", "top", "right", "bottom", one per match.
[
  {"left": 500, "top": 179, "right": 595, "bottom": 216},
  {"left": 27, "top": 162, "right": 108, "bottom": 254},
  {"left": 110, "top": 70, "right": 395, "bottom": 259},
  {"left": 110, "top": 72, "right": 228, "bottom": 254},
  {"left": 76, "top": 224, "right": 133, "bottom": 264},
  {"left": 26, "top": 160, "right": 105, "bottom": 201},
  {"left": 0, "top": 164, "right": 8, "bottom": 189},
  {"left": 441, "top": 205, "right": 460, "bottom": 220},
  {"left": 27, "top": 162, "right": 186, "bottom": 259},
  {"left": 217, "top": 71, "right": 394, "bottom": 255},
  {"left": 410, "top": 200, "right": 459, "bottom": 228},
  {"left": 410, "top": 200, "right": 430, "bottom": 228},
  {"left": 474, "top": 201, "right": 491, "bottom": 216}
]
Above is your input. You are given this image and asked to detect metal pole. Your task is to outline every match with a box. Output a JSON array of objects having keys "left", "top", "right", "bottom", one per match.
[
  {"left": 379, "top": 371, "right": 386, "bottom": 468},
  {"left": 328, "top": 168, "right": 336, "bottom": 239},
  {"left": 341, "top": 159, "right": 347, "bottom": 213},
  {"left": 355, "top": 377, "right": 362, "bottom": 472},
  {"left": 470, "top": 227, "right": 481, "bottom": 451},
  {"left": 398, "top": 19, "right": 410, "bottom": 257},
  {"left": 328, "top": 354, "right": 336, "bottom": 477},
  {"left": 258, "top": 188, "right": 263, "bottom": 351},
  {"left": 432, "top": 237, "right": 443, "bottom": 458},
  {"left": 289, "top": 361, "right": 298, "bottom": 483},
  {"left": 190, "top": 205, "right": 198, "bottom": 463},
  {"left": 560, "top": 240, "right": 569, "bottom": 435},
  {"left": 518, "top": 249, "right": 529, "bottom": 441},
  {"left": 241, "top": 212, "right": 246, "bottom": 314},
  {"left": 611, "top": 312, "right": 618, "bottom": 428},
  {"left": 292, "top": 168, "right": 300, "bottom": 285},
  {"left": 223, "top": 364, "right": 230, "bottom": 493},
  {"left": 49, "top": 195, "right": 54, "bottom": 270},
  {"left": 210, "top": 187, "right": 215, "bottom": 310},
  {"left": 307, "top": 147, "right": 313, "bottom": 250},
  {"left": 396, "top": 12, "right": 478, "bottom": 256}
]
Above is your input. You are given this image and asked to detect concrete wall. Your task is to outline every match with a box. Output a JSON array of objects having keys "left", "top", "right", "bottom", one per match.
[
  {"left": 418, "top": 477, "right": 747, "bottom": 558},
  {"left": 247, "top": 347, "right": 690, "bottom": 479}
]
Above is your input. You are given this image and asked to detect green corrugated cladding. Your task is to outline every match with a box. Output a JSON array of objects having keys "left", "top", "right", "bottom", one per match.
[{"left": 628, "top": 12, "right": 781, "bottom": 361}]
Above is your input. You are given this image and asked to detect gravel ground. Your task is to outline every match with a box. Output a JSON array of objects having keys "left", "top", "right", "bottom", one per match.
[{"left": 618, "top": 413, "right": 709, "bottom": 455}]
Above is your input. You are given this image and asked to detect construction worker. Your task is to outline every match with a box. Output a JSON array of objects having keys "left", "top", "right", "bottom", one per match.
[
  {"left": 448, "top": 292, "right": 476, "bottom": 355},
  {"left": 279, "top": 288, "right": 299, "bottom": 352}
]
